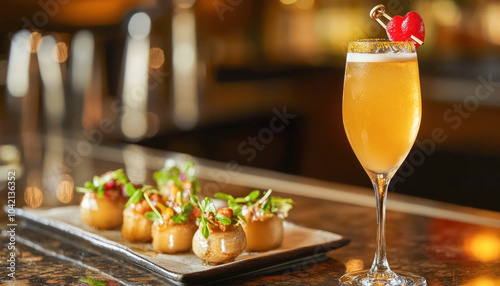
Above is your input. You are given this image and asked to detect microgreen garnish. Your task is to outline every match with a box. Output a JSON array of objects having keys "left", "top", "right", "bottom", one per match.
[
  {"left": 264, "top": 196, "right": 294, "bottom": 219},
  {"left": 124, "top": 184, "right": 195, "bottom": 223},
  {"left": 76, "top": 169, "right": 129, "bottom": 198},
  {"left": 234, "top": 190, "right": 260, "bottom": 203},
  {"left": 171, "top": 202, "right": 194, "bottom": 224},
  {"left": 215, "top": 189, "right": 294, "bottom": 220},
  {"left": 191, "top": 195, "right": 233, "bottom": 239},
  {"left": 154, "top": 161, "right": 200, "bottom": 196},
  {"left": 215, "top": 214, "right": 232, "bottom": 225},
  {"left": 124, "top": 183, "right": 136, "bottom": 197},
  {"left": 144, "top": 192, "right": 163, "bottom": 221},
  {"left": 124, "top": 185, "right": 156, "bottom": 209}
]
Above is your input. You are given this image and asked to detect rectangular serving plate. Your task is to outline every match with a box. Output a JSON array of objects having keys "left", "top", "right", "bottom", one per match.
[{"left": 14, "top": 206, "right": 350, "bottom": 285}]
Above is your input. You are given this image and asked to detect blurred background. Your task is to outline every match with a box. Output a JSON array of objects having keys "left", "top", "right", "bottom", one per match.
[{"left": 0, "top": 0, "right": 499, "bottom": 211}]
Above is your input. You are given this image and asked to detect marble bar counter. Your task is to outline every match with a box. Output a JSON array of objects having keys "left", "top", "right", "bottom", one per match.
[{"left": 1, "top": 135, "right": 500, "bottom": 285}]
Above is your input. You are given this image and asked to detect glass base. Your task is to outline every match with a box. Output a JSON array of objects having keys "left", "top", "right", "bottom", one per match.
[{"left": 339, "top": 270, "right": 426, "bottom": 286}]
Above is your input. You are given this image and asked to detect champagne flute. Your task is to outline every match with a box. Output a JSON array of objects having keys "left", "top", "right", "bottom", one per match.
[{"left": 340, "top": 39, "right": 426, "bottom": 286}]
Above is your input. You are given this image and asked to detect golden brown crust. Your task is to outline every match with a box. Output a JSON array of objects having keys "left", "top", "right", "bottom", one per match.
[
  {"left": 243, "top": 214, "right": 283, "bottom": 252},
  {"left": 151, "top": 219, "right": 198, "bottom": 254},
  {"left": 192, "top": 224, "right": 246, "bottom": 265},
  {"left": 80, "top": 192, "right": 125, "bottom": 230},
  {"left": 121, "top": 206, "right": 153, "bottom": 243}
]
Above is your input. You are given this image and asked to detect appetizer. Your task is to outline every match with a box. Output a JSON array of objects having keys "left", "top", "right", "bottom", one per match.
[
  {"left": 147, "top": 161, "right": 201, "bottom": 253},
  {"left": 191, "top": 195, "right": 246, "bottom": 265},
  {"left": 154, "top": 160, "right": 200, "bottom": 205},
  {"left": 215, "top": 190, "right": 293, "bottom": 252},
  {"left": 149, "top": 200, "right": 200, "bottom": 254},
  {"left": 121, "top": 185, "right": 158, "bottom": 243},
  {"left": 76, "top": 169, "right": 130, "bottom": 229}
]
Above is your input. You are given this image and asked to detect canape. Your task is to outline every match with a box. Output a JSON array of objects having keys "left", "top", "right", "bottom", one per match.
[
  {"left": 154, "top": 160, "right": 200, "bottom": 206},
  {"left": 150, "top": 202, "right": 200, "bottom": 254},
  {"left": 76, "top": 169, "right": 130, "bottom": 229},
  {"left": 215, "top": 190, "right": 293, "bottom": 252},
  {"left": 191, "top": 196, "right": 246, "bottom": 265},
  {"left": 121, "top": 186, "right": 160, "bottom": 243},
  {"left": 147, "top": 161, "right": 202, "bottom": 253}
]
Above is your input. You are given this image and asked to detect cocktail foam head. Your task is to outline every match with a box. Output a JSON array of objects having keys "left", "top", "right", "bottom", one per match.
[{"left": 347, "top": 52, "right": 417, "bottom": 63}]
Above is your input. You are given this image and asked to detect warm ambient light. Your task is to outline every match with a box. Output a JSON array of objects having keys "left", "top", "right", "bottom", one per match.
[
  {"left": 56, "top": 174, "right": 74, "bottom": 204},
  {"left": 37, "top": 35, "right": 65, "bottom": 123},
  {"left": 25, "top": 186, "right": 43, "bottom": 208},
  {"left": 344, "top": 259, "right": 364, "bottom": 273},
  {"left": 149, "top": 47, "right": 165, "bottom": 69},
  {"left": 481, "top": 3, "right": 500, "bottom": 45},
  {"left": 53, "top": 42, "right": 68, "bottom": 63},
  {"left": 172, "top": 10, "right": 199, "bottom": 130},
  {"left": 467, "top": 232, "right": 500, "bottom": 262},
  {"left": 174, "top": 0, "right": 196, "bottom": 9},
  {"left": 52, "top": 0, "right": 150, "bottom": 26},
  {"left": 431, "top": 0, "right": 461, "bottom": 27},
  {"left": 29, "top": 31, "right": 42, "bottom": 53},
  {"left": 280, "top": 0, "right": 298, "bottom": 5},
  {"left": 295, "top": 0, "right": 314, "bottom": 10},
  {"left": 70, "top": 30, "right": 95, "bottom": 93},
  {"left": 121, "top": 12, "right": 151, "bottom": 141},
  {"left": 0, "top": 145, "right": 20, "bottom": 163},
  {"left": 6, "top": 30, "right": 31, "bottom": 97},
  {"left": 462, "top": 277, "right": 500, "bottom": 286}
]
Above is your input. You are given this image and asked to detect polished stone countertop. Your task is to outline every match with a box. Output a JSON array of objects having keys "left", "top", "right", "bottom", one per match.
[{"left": 1, "top": 135, "right": 500, "bottom": 285}]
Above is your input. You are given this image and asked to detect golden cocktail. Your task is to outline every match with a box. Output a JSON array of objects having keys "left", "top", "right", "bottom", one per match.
[
  {"left": 343, "top": 52, "right": 421, "bottom": 174},
  {"left": 340, "top": 39, "right": 426, "bottom": 286}
]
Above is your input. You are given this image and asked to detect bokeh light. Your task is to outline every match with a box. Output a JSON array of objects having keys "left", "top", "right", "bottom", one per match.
[
  {"left": 29, "top": 31, "right": 42, "bottom": 53},
  {"left": 296, "top": 0, "right": 314, "bottom": 10},
  {"left": 25, "top": 186, "right": 43, "bottom": 208},
  {"left": 344, "top": 259, "right": 364, "bottom": 273},
  {"left": 149, "top": 47, "right": 165, "bottom": 69},
  {"left": 466, "top": 232, "right": 500, "bottom": 262},
  {"left": 56, "top": 174, "right": 74, "bottom": 204},
  {"left": 53, "top": 42, "right": 68, "bottom": 63}
]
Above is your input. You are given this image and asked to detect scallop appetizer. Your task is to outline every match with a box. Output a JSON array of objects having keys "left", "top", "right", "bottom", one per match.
[
  {"left": 149, "top": 200, "right": 200, "bottom": 254},
  {"left": 154, "top": 160, "right": 200, "bottom": 205},
  {"left": 191, "top": 196, "right": 246, "bottom": 265},
  {"left": 215, "top": 190, "right": 293, "bottom": 252},
  {"left": 121, "top": 185, "right": 162, "bottom": 243},
  {"left": 76, "top": 169, "right": 130, "bottom": 229}
]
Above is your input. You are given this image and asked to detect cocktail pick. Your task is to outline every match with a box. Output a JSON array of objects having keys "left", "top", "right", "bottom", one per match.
[{"left": 370, "top": 4, "right": 424, "bottom": 48}]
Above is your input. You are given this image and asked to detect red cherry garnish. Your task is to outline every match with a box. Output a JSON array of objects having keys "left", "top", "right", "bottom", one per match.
[{"left": 386, "top": 11, "right": 425, "bottom": 48}]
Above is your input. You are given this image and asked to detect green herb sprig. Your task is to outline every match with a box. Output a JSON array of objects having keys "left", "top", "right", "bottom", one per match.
[
  {"left": 171, "top": 202, "right": 195, "bottom": 224},
  {"left": 143, "top": 191, "right": 163, "bottom": 221},
  {"left": 124, "top": 184, "right": 195, "bottom": 223},
  {"left": 215, "top": 189, "right": 294, "bottom": 220},
  {"left": 190, "top": 195, "right": 232, "bottom": 239},
  {"left": 75, "top": 169, "right": 129, "bottom": 198},
  {"left": 153, "top": 161, "right": 200, "bottom": 196},
  {"left": 124, "top": 184, "right": 160, "bottom": 221},
  {"left": 123, "top": 184, "right": 155, "bottom": 209}
]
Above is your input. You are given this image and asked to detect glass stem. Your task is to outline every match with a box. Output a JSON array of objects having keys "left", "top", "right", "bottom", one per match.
[{"left": 369, "top": 172, "right": 392, "bottom": 277}]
